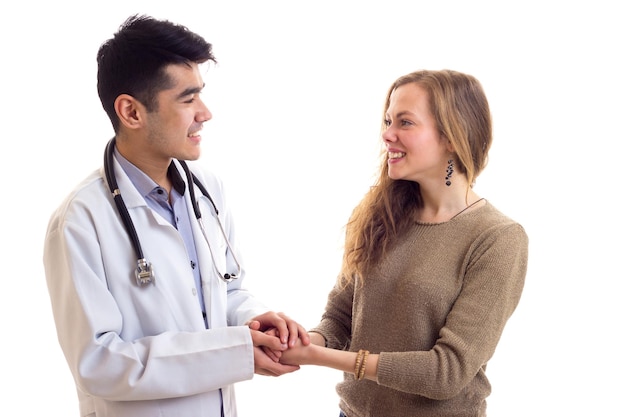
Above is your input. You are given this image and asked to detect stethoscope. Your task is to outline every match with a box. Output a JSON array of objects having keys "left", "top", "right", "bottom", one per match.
[{"left": 104, "top": 138, "right": 241, "bottom": 286}]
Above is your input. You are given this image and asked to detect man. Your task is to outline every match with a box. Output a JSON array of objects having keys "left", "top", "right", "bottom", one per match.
[{"left": 43, "top": 14, "right": 308, "bottom": 417}]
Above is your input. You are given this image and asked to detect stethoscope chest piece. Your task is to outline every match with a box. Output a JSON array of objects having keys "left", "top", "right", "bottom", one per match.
[{"left": 135, "top": 258, "right": 155, "bottom": 286}]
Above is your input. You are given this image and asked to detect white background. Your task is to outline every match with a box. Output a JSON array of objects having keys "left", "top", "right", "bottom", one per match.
[{"left": 1, "top": 1, "right": 624, "bottom": 416}]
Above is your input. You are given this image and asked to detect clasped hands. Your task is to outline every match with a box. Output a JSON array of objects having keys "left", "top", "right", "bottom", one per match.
[{"left": 247, "top": 311, "right": 314, "bottom": 377}]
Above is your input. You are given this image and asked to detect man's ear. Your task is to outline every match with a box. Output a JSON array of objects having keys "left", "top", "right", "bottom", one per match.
[{"left": 114, "top": 94, "right": 145, "bottom": 130}]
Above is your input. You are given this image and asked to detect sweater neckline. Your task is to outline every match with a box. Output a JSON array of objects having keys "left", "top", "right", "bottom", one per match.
[{"left": 414, "top": 199, "right": 488, "bottom": 226}]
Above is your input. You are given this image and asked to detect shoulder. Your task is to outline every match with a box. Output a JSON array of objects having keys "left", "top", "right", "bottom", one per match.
[
  {"left": 482, "top": 202, "right": 526, "bottom": 234},
  {"left": 473, "top": 202, "right": 529, "bottom": 251},
  {"left": 46, "top": 168, "right": 109, "bottom": 233},
  {"left": 50, "top": 169, "right": 107, "bottom": 217}
]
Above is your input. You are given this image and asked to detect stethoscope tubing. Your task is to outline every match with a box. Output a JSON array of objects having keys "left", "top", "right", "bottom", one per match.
[
  {"left": 104, "top": 139, "right": 146, "bottom": 261},
  {"left": 103, "top": 138, "right": 240, "bottom": 285}
]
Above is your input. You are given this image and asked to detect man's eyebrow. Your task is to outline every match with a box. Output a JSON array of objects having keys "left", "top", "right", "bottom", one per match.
[{"left": 177, "top": 83, "right": 205, "bottom": 100}]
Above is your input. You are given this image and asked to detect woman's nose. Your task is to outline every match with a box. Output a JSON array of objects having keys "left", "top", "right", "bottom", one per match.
[{"left": 382, "top": 127, "right": 395, "bottom": 143}]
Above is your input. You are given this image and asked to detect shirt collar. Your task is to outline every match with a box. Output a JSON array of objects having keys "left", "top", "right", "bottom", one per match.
[{"left": 114, "top": 146, "right": 186, "bottom": 197}]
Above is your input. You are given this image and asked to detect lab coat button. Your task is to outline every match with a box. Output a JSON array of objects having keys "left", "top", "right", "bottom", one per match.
[{"left": 192, "top": 288, "right": 197, "bottom": 296}]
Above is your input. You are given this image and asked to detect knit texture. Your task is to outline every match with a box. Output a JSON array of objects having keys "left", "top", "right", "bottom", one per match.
[{"left": 311, "top": 201, "right": 528, "bottom": 417}]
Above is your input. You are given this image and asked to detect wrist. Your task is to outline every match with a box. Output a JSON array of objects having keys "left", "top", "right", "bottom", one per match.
[
  {"left": 308, "top": 331, "right": 326, "bottom": 347},
  {"left": 354, "top": 349, "right": 370, "bottom": 380}
]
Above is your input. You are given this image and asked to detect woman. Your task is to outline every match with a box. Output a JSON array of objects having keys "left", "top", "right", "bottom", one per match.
[{"left": 279, "top": 69, "right": 528, "bottom": 417}]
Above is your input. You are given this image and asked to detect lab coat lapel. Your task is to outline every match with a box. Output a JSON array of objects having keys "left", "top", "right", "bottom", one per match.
[{"left": 178, "top": 162, "right": 229, "bottom": 329}]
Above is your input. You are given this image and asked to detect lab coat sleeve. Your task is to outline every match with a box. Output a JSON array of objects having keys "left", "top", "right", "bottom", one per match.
[{"left": 43, "top": 174, "right": 256, "bottom": 402}]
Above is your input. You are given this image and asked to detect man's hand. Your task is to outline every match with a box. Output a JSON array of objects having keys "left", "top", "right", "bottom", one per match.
[
  {"left": 252, "top": 345, "right": 300, "bottom": 376},
  {"left": 249, "top": 327, "right": 300, "bottom": 376},
  {"left": 247, "top": 311, "right": 311, "bottom": 349},
  {"left": 249, "top": 322, "right": 286, "bottom": 362}
]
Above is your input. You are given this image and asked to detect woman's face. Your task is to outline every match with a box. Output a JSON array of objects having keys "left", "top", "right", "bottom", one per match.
[{"left": 382, "top": 83, "right": 450, "bottom": 185}]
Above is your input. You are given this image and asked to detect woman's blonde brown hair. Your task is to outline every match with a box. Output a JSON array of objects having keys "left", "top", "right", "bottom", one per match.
[{"left": 339, "top": 69, "right": 492, "bottom": 287}]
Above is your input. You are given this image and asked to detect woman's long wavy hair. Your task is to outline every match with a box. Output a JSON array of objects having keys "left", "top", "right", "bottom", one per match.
[{"left": 339, "top": 69, "right": 493, "bottom": 287}]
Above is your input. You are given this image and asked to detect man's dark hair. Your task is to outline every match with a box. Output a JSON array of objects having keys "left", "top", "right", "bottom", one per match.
[{"left": 97, "top": 15, "right": 216, "bottom": 132}]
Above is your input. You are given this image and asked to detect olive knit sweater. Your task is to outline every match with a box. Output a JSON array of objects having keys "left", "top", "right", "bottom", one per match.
[{"left": 311, "top": 201, "right": 528, "bottom": 417}]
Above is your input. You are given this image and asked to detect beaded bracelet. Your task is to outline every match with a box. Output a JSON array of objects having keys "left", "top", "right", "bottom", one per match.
[
  {"left": 354, "top": 349, "right": 370, "bottom": 380},
  {"left": 354, "top": 349, "right": 364, "bottom": 378},
  {"left": 358, "top": 350, "right": 369, "bottom": 380}
]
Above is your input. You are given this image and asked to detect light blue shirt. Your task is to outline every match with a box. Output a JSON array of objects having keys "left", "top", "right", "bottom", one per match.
[{"left": 114, "top": 147, "right": 206, "bottom": 324}]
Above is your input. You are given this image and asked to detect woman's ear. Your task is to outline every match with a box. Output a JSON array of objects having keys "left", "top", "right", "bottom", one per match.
[
  {"left": 114, "top": 94, "right": 145, "bottom": 130},
  {"left": 441, "top": 133, "right": 455, "bottom": 153}
]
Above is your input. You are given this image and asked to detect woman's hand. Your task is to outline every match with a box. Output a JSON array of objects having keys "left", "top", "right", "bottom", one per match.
[{"left": 279, "top": 335, "right": 320, "bottom": 366}]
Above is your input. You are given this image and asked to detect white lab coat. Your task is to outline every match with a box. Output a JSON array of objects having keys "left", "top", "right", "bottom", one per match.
[{"left": 43, "top": 157, "right": 269, "bottom": 417}]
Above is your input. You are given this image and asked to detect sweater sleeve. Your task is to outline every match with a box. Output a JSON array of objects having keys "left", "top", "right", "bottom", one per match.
[
  {"left": 309, "top": 277, "right": 355, "bottom": 351},
  {"left": 377, "top": 222, "right": 528, "bottom": 399}
]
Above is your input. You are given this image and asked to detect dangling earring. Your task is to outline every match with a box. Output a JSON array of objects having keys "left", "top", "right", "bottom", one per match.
[{"left": 445, "top": 159, "right": 454, "bottom": 186}]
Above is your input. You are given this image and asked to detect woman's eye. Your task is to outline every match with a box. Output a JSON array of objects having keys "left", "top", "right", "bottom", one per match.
[{"left": 384, "top": 119, "right": 391, "bottom": 127}]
